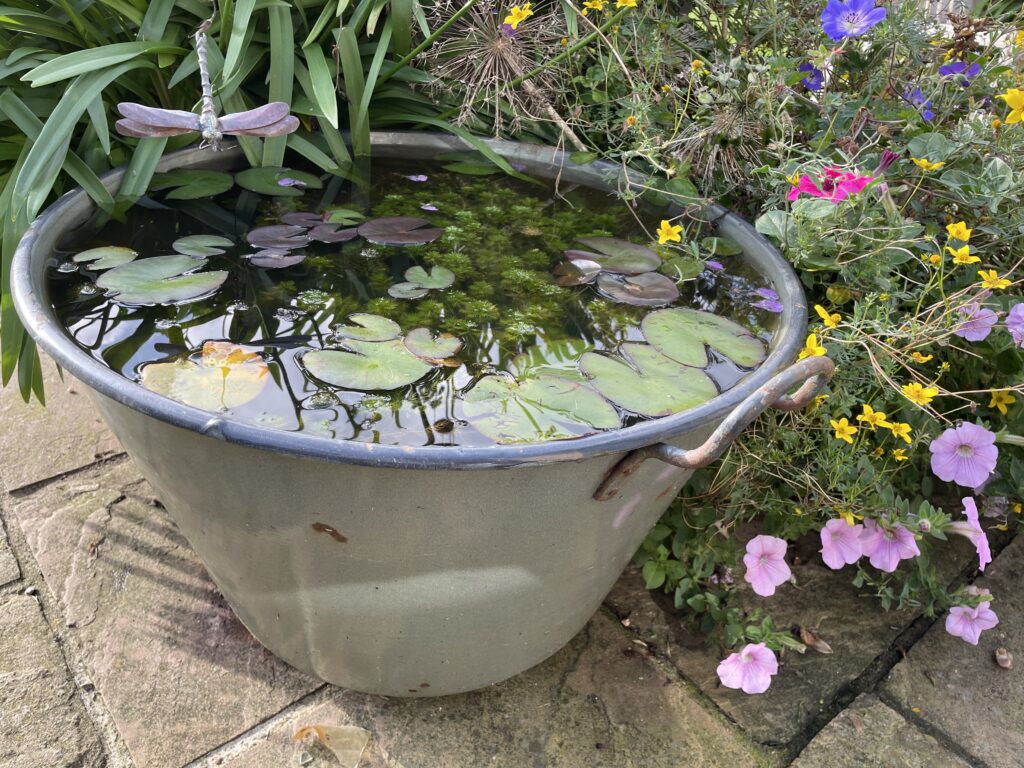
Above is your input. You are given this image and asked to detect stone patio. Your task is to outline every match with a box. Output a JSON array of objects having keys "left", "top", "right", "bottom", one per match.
[{"left": 1, "top": 361, "right": 1019, "bottom": 767}]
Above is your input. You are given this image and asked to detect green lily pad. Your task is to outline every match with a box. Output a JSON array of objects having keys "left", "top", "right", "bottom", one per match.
[
  {"left": 404, "top": 328, "right": 462, "bottom": 361},
  {"left": 331, "top": 313, "right": 401, "bottom": 342},
  {"left": 701, "top": 236, "right": 743, "bottom": 256},
  {"left": 579, "top": 343, "right": 718, "bottom": 417},
  {"left": 659, "top": 255, "right": 703, "bottom": 281},
  {"left": 140, "top": 342, "right": 268, "bottom": 412},
  {"left": 570, "top": 237, "right": 661, "bottom": 274},
  {"left": 96, "top": 255, "right": 228, "bottom": 306},
  {"left": 72, "top": 246, "right": 138, "bottom": 270},
  {"left": 324, "top": 207, "right": 365, "bottom": 225},
  {"left": 171, "top": 235, "right": 234, "bottom": 257},
  {"left": 387, "top": 283, "right": 429, "bottom": 299},
  {"left": 510, "top": 338, "right": 592, "bottom": 378},
  {"left": 641, "top": 308, "right": 767, "bottom": 368},
  {"left": 462, "top": 372, "right": 620, "bottom": 444},
  {"left": 234, "top": 167, "right": 323, "bottom": 197},
  {"left": 303, "top": 339, "right": 432, "bottom": 391},
  {"left": 149, "top": 169, "right": 235, "bottom": 200},
  {"left": 404, "top": 265, "right": 455, "bottom": 289}
]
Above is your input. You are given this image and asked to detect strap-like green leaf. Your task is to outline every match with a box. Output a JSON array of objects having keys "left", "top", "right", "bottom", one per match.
[
  {"left": 21, "top": 42, "right": 183, "bottom": 86},
  {"left": 302, "top": 42, "right": 339, "bottom": 128}
]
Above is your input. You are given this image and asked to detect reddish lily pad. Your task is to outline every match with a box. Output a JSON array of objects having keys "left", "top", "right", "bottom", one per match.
[
  {"left": 139, "top": 341, "right": 268, "bottom": 412},
  {"left": 642, "top": 307, "right": 767, "bottom": 368},
  {"left": 331, "top": 313, "right": 401, "bottom": 342},
  {"left": 358, "top": 216, "right": 443, "bottom": 246},
  {"left": 246, "top": 224, "right": 310, "bottom": 250},
  {"left": 404, "top": 328, "right": 463, "bottom": 361},
  {"left": 571, "top": 237, "right": 661, "bottom": 274},
  {"left": 302, "top": 338, "right": 432, "bottom": 391},
  {"left": 579, "top": 343, "right": 718, "bottom": 417},
  {"left": 281, "top": 211, "right": 325, "bottom": 227},
  {"left": 462, "top": 372, "right": 620, "bottom": 444},
  {"left": 247, "top": 250, "right": 307, "bottom": 269},
  {"left": 72, "top": 246, "right": 138, "bottom": 270},
  {"left": 308, "top": 223, "right": 360, "bottom": 243},
  {"left": 595, "top": 272, "right": 679, "bottom": 306}
]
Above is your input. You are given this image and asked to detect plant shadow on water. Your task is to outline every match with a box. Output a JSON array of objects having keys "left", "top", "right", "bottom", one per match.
[{"left": 50, "top": 159, "right": 780, "bottom": 447}]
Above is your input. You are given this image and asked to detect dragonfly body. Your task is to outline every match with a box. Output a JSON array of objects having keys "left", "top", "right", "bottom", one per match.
[{"left": 115, "top": 19, "right": 298, "bottom": 149}]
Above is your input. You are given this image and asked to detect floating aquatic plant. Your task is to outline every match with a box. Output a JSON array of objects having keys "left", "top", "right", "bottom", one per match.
[
  {"left": 302, "top": 338, "right": 434, "bottom": 390},
  {"left": 404, "top": 327, "right": 463, "bottom": 362},
  {"left": 331, "top": 313, "right": 402, "bottom": 342},
  {"left": 171, "top": 235, "right": 233, "bottom": 257},
  {"left": 642, "top": 308, "right": 767, "bottom": 368},
  {"left": 72, "top": 246, "right": 138, "bottom": 270},
  {"left": 567, "top": 237, "right": 661, "bottom": 274},
  {"left": 358, "top": 216, "right": 443, "bottom": 246},
  {"left": 234, "top": 167, "right": 322, "bottom": 197},
  {"left": 388, "top": 265, "right": 455, "bottom": 299},
  {"left": 149, "top": 169, "right": 235, "bottom": 200},
  {"left": 139, "top": 341, "right": 268, "bottom": 411},
  {"left": 95, "top": 254, "right": 228, "bottom": 306},
  {"left": 595, "top": 272, "right": 680, "bottom": 306}
]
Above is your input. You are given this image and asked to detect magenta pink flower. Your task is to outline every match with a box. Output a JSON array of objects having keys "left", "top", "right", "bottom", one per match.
[
  {"left": 788, "top": 166, "right": 874, "bottom": 203},
  {"left": 859, "top": 519, "right": 920, "bottom": 572},
  {"left": 949, "top": 497, "right": 992, "bottom": 571},
  {"left": 945, "top": 602, "right": 999, "bottom": 645},
  {"left": 743, "top": 535, "right": 792, "bottom": 597},
  {"left": 929, "top": 422, "right": 998, "bottom": 489},
  {"left": 716, "top": 642, "right": 779, "bottom": 694},
  {"left": 820, "top": 519, "right": 864, "bottom": 570}
]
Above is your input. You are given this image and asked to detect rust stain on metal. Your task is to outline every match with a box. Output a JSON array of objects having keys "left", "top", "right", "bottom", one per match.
[{"left": 311, "top": 522, "right": 348, "bottom": 543}]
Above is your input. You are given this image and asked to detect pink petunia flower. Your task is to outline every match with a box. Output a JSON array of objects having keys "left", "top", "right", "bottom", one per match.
[
  {"left": 716, "top": 642, "right": 779, "bottom": 694},
  {"left": 820, "top": 519, "right": 864, "bottom": 570},
  {"left": 945, "top": 602, "right": 999, "bottom": 645},
  {"left": 788, "top": 166, "right": 874, "bottom": 203},
  {"left": 859, "top": 519, "right": 920, "bottom": 572},
  {"left": 953, "top": 303, "right": 998, "bottom": 342},
  {"left": 743, "top": 535, "right": 792, "bottom": 597},
  {"left": 948, "top": 497, "right": 992, "bottom": 571},
  {"left": 929, "top": 423, "right": 998, "bottom": 489}
]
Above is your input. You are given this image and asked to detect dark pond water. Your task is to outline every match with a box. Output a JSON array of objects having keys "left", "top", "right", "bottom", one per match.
[{"left": 48, "top": 159, "right": 779, "bottom": 447}]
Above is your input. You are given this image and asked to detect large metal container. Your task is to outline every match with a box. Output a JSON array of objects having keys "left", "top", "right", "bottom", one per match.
[{"left": 12, "top": 134, "right": 829, "bottom": 696}]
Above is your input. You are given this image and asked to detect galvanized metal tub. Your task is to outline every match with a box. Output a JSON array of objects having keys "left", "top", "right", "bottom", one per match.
[{"left": 12, "top": 133, "right": 829, "bottom": 696}]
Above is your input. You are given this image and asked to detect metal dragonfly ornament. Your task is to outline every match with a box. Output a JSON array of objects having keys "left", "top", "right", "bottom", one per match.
[{"left": 115, "top": 18, "right": 299, "bottom": 150}]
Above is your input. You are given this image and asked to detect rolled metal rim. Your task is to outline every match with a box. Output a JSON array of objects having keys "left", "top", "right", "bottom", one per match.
[{"left": 12, "top": 132, "right": 808, "bottom": 470}]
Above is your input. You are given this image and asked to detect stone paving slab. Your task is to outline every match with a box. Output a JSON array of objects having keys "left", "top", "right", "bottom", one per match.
[
  {"left": 0, "top": 594, "right": 105, "bottom": 768},
  {"left": 882, "top": 534, "right": 1024, "bottom": 768},
  {"left": 216, "top": 610, "right": 770, "bottom": 768},
  {"left": 790, "top": 694, "right": 970, "bottom": 768},
  {"left": 7, "top": 459, "right": 321, "bottom": 768},
  {"left": 0, "top": 514, "right": 20, "bottom": 587},
  {"left": 605, "top": 535, "right": 973, "bottom": 747},
  {"left": 0, "top": 357, "right": 121, "bottom": 492}
]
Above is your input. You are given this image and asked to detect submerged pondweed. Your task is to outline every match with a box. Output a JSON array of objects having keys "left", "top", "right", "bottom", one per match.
[{"left": 49, "top": 160, "right": 778, "bottom": 446}]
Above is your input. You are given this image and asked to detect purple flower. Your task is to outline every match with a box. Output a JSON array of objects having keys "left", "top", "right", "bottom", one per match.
[
  {"left": 929, "top": 423, "right": 998, "bottom": 489},
  {"left": 716, "top": 643, "right": 779, "bottom": 694},
  {"left": 755, "top": 287, "right": 780, "bottom": 300},
  {"left": 949, "top": 497, "right": 992, "bottom": 571},
  {"left": 501, "top": 22, "right": 518, "bottom": 37},
  {"left": 752, "top": 299, "right": 784, "bottom": 313},
  {"left": 705, "top": 260, "right": 725, "bottom": 271},
  {"left": 1005, "top": 303, "right": 1024, "bottom": 347},
  {"left": 820, "top": 519, "right": 864, "bottom": 570},
  {"left": 277, "top": 177, "right": 306, "bottom": 188},
  {"left": 859, "top": 519, "right": 920, "bottom": 572},
  {"left": 420, "top": 203, "right": 439, "bottom": 212},
  {"left": 876, "top": 149, "right": 900, "bottom": 173},
  {"left": 799, "top": 63, "right": 824, "bottom": 91},
  {"left": 945, "top": 602, "right": 999, "bottom": 645},
  {"left": 821, "top": 0, "right": 886, "bottom": 41},
  {"left": 939, "top": 61, "right": 981, "bottom": 87},
  {"left": 953, "top": 303, "right": 998, "bottom": 342},
  {"left": 904, "top": 87, "right": 935, "bottom": 122},
  {"left": 405, "top": 174, "right": 429, "bottom": 182},
  {"left": 742, "top": 535, "right": 791, "bottom": 597}
]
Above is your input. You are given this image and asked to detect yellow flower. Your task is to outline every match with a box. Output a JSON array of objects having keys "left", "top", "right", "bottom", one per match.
[
  {"left": 940, "top": 361, "right": 950, "bottom": 372},
  {"left": 945, "top": 244, "right": 979, "bottom": 265},
  {"left": 813, "top": 393, "right": 830, "bottom": 409},
  {"left": 887, "top": 421, "right": 913, "bottom": 444},
  {"left": 945, "top": 221, "right": 972, "bottom": 241},
  {"left": 559, "top": 36, "right": 568, "bottom": 46},
  {"left": 928, "top": 253, "right": 942, "bottom": 267},
  {"left": 798, "top": 333, "right": 826, "bottom": 360},
  {"left": 1014, "top": 502, "right": 1022, "bottom": 514},
  {"left": 691, "top": 60, "right": 706, "bottom": 74},
  {"left": 879, "top": 293, "right": 890, "bottom": 301},
  {"left": 978, "top": 270, "right": 1011, "bottom": 290},
  {"left": 998, "top": 88, "right": 1024, "bottom": 124},
  {"left": 615, "top": 0, "right": 637, "bottom": 7},
  {"left": 503, "top": 2, "right": 534, "bottom": 29},
  {"left": 857, "top": 404, "right": 892, "bottom": 430},
  {"left": 581, "top": 0, "right": 605, "bottom": 14},
  {"left": 656, "top": 219, "right": 682, "bottom": 244},
  {"left": 911, "top": 351, "right": 934, "bottom": 364},
  {"left": 993, "top": 117, "right": 1002, "bottom": 130},
  {"left": 912, "top": 157, "right": 945, "bottom": 171},
  {"left": 838, "top": 509, "right": 863, "bottom": 526},
  {"left": 831, "top": 417, "right": 858, "bottom": 444},
  {"left": 902, "top": 382, "right": 938, "bottom": 406},
  {"left": 814, "top": 304, "right": 840, "bottom": 328},
  {"left": 873, "top": 446, "right": 885, "bottom": 458},
  {"left": 625, "top": 115, "right": 638, "bottom": 127},
  {"left": 660, "top": 84, "right": 671, "bottom": 92},
  {"left": 785, "top": 172, "right": 801, "bottom": 187},
  {"left": 989, "top": 390, "right": 1017, "bottom": 415},
  {"left": 1016, "top": 30, "right": 1024, "bottom": 47},
  {"left": 892, "top": 448, "right": 908, "bottom": 461}
]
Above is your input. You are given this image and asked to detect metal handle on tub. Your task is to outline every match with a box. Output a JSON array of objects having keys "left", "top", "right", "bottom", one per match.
[{"left": 593, "top": 356, "right": 836, "bottom": 501}]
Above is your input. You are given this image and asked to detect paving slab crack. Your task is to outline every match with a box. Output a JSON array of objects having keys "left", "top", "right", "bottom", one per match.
[{"left": 7, "top": 452, "right": 129, "bottom": 498}]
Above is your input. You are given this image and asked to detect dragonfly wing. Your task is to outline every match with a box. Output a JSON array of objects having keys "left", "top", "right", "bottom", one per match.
[
  {"left": 224, "top": 115, "right": 300, "bottom": 137},
  {"left": 216, "top": 102, "right": 292, "bottom": 132},
  {"left": 116, "top": 102, "right": 200, "bottom": 130},
  {"left": 115, "top": 119, "right": 194, "bottom": 138}
]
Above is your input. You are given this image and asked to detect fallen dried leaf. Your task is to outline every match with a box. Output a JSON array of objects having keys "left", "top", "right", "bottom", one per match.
[
  {"left": 294, "top": 724, "right": 370, "bottom": 768},
  {"left": 798, "top": 626, "right": 833, "bottom": 655}
]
